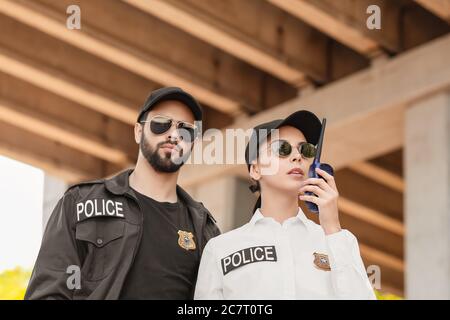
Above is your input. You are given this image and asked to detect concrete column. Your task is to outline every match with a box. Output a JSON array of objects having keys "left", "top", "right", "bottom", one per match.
[
  {"left": 42, "top": 174, "right": 67, "bottom": 231},
  {"left": 186, "top": 176, "right": 255, "bottom": 233},
  {"left": 405, "top": 92, "right": 450, "bottom": 299}
]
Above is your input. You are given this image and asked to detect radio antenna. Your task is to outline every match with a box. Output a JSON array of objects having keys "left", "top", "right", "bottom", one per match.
[{"left": 314, "top": 118, "right": 326, "bottom": 162}]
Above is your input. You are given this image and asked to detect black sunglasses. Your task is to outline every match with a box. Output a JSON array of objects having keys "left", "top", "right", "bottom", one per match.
[
  {"left": 141, "top": 115, "right": 198, "bottom": 141},
  {"left": 269, "top": 139, "right": 316, "bottom": 159}
]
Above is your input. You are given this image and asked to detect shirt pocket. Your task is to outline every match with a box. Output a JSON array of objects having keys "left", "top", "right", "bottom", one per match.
[{"left": 75, "top": 218, "right": 125, "bottom": 281}]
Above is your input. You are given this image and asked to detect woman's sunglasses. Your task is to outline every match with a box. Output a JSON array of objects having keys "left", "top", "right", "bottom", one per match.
[
  {"left": 269, "top": 139, "right": 317, "bottom": 159},
  {"left": 141, "top": 115, "right": 198, "bottom": 141}
]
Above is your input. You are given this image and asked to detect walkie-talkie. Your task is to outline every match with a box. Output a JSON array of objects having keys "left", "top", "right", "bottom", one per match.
[{"left": 304, "top": 118, "right": 334, "bottom": 214}]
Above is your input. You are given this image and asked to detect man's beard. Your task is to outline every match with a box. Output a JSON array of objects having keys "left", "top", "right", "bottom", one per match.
[{"left": 140, "top": 133, "right": 188, "bottom": 173}]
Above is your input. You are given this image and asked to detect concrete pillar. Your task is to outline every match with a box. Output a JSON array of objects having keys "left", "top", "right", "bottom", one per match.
[
  {"left": 42, "top": 174, "right": 67, "bottom": 231},
  {"left": 405, "top": 92, "right": 450, "bottom": 299},
  {"left": 186, "top": 176, "right": 255, "bottom": 233}
]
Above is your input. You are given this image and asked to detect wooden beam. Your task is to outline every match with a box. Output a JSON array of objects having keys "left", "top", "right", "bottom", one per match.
[
  {"left": 267, "top": 0, "right": 380, "bottom": 56},
  {"left": 0, "top": 71, "right": 138, "bottom": 160},
  {"left": 335, "top": 168, "right": 403, "bottom": 222},
  {"left": 39, "top": 0, "right": 299, "bottom": 113},
  {"left": 349, "top": 161, "right": 404, "bottom": 192},
  {"left": 270, "top": 0, "right": 450, "bottom": 54},
  {"left": 269, "top": 0, "right": 400, "bottom": 53},
  {"left": 338, "top": 197, "right": 404, "bottom": 236},
  {"left": 179, "top": 33, "right": 450, "bottom": 187},
  {"left": 336, "top": 206, "right": 403, "bottom": 260},
  {"left": 0, "top": 122, "right": 106, "bottom": 183},
  {"left": 415, "top": 0, "right": 450, "bottom": 22},
  {"left": 0, "top": 0, "right": 246, "bottom": 116},
  {"left": 402, "top": 2, "right": 450, "bottom": 51},
  {"left": 360, "top": 243, "right": 404, "bottom": 273},
  {"left": 0, "top": 47, "right": 137, "bottom": 125},
  {"left": 0, "top": 98, "right": 131, "bottom": 166},
  {"left": 123, "top": 0, "right": 308, "bottom": 86},
  {"left": 370, "top": 149, "right": 403, "bottom": 176},
  {"left": 124, "top": 0, "right": 370, "bottom": 84}
]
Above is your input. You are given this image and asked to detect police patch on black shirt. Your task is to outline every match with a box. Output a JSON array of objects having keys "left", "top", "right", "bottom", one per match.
[{"left": 221, "top": 246, "right": 277, "bottom": 275}]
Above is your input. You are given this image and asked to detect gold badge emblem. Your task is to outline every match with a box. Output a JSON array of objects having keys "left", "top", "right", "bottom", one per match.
[
  {"left": 177, "top": 230, "right": 196, "bottom": 251},
  {"left": 313, "top": 252, "right": 331, "bottom": 271}
]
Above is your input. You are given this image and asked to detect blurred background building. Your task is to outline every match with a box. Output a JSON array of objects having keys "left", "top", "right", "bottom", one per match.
[{"left": 0, "top": 0, "right": 449, "bottom": 299}]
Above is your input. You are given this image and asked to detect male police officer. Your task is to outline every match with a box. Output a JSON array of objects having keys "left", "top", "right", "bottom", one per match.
[{"left": 25, "top": 87, "right": 220, "bottom": 300}]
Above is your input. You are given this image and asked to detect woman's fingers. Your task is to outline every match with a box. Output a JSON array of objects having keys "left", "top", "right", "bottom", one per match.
[
  {"left": 301, "top": 177, "right": 333, "bottom": 192},
  {"left": 299, "top": 194, "right": 321, "bottom": 205},
  {"left": 316, "top": 168, "right": 337, "bottom": 190},
  {"left": 299, "top": 184, "right": 326, "bottom": 197}
]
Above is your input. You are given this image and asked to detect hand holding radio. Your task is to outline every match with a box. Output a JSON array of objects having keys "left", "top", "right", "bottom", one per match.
[{"left": 298, "top": 118, "right": 341, "bottom": 235}]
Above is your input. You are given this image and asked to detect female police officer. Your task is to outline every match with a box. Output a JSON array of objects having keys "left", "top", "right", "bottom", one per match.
[{"left": 194, "top": 110, "right": 376, "bottom": 300}]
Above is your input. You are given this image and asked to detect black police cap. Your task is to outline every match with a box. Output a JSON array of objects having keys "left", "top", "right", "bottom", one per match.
[
  {"left": 137, "top": 87, "right": 203, "bottom": 123},
  {"left": 244, "top": 110, "right": 322, "bottom": 172}
]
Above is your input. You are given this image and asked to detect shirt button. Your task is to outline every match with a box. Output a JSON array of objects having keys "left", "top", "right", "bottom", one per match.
[{"left": 96, "top": 238, "right": 103, "bottom": 246}]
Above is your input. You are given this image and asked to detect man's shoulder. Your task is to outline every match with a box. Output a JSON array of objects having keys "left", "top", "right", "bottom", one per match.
[
  {"left": 66, "top": 178, "right": 106, "bottom": 192},
  {"left": 43, "top": 178, "right": 110, "bottom": 227},
  {"left": 64, "top": 177, "right": 107, "bottom": 199},
  {"left": 64, "top": 169, "right": 132, "bottom": 197}
]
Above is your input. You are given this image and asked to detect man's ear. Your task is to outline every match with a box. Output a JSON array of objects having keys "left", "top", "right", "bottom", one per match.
[
  {"left": 249, "top": 162, "right": 261, "bottom": 181},
  {"left": 134, "top": 122, "right": 143, "bottom": 144}
]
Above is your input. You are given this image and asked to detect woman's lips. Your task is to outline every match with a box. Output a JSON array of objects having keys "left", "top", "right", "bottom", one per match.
[{"left": 287, "top": 168, "right": 304, "bottom": 176}]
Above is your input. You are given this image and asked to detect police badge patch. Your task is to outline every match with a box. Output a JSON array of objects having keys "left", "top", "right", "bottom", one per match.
[
  {"left": 313, "top": 252, "right": 331, "bottom": 271},
  {"left": 178, "top": 230, "right": 196, "bottom": 251}
]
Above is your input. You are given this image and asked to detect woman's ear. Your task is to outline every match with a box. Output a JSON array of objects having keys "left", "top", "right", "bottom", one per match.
[
  {"left": 134, "top": 122, "right": 143, "bottom": 144},
  {"left": 249, "top": 162, "right": 261, "bottom": 181}
]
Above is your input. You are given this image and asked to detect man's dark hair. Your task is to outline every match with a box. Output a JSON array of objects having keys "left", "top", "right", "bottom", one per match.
[{"left": 139, "top": 110, "right": 150, "bottom": 124}]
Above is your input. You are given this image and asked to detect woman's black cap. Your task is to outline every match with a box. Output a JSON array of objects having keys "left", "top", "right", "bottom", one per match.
[
  {"left": 244, "top": 110, "right": 322, "bottom": 172},
  {"left": 137, "top": 87, "right": 203, "bottom": 122}
]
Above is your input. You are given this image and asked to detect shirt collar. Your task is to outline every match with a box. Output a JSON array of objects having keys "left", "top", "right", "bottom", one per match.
[{"left": 249, "top": 207, "right": 309, "bottom": 228}]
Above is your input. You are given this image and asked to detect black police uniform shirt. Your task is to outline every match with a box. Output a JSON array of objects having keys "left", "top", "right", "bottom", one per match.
[{"left": 119, "top": 188, "right": 200, "bottom": 299}]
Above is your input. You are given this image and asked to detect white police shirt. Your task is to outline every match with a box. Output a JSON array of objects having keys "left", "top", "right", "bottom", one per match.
[{"left": 194, "top": 208, "right": 376, "bottom": 300}]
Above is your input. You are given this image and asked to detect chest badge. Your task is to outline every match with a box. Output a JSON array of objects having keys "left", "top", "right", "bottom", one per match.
[
  {"left": 177, "top": 230, "right": 196, "bottom": 251},
  {"left": 313, "top": 252, "right": 331, "bottom": 271}
]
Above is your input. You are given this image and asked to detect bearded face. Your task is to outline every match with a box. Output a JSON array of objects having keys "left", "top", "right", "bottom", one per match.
[
  {"left": 139, "top": 129, "right": 188, "bottom": 173},
  {"left": 137, "top": 101, "right": 197, "bottom": 173}
]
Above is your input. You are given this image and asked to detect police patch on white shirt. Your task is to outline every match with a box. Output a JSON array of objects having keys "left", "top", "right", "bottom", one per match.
[{"left": 221, "top": 246, "right": 277, "bottom": 275}]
